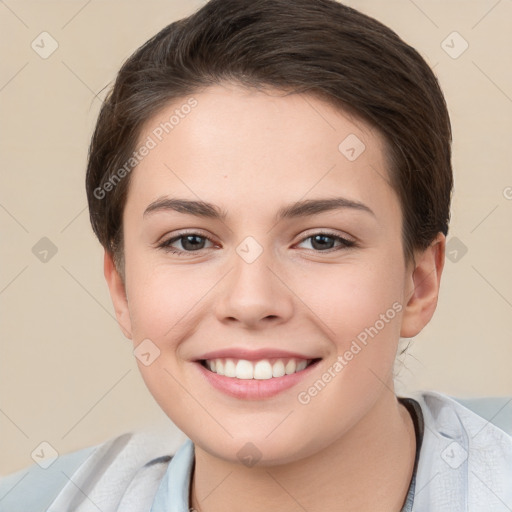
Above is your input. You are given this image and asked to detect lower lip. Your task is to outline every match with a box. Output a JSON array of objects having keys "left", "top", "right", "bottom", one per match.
[{"left": 194, "top": 360, "right": 321, "bottom": 400}]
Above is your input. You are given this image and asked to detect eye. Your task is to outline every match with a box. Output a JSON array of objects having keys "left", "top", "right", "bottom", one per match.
[
  {"left": 157, "top": 230, "right": 355, "bottom": 255},
  {"left": 296, "top": 232, "right": 356, "bottom": 252},
  {"left": 158, "top": 232, "right": 216, "bottom": 255}
]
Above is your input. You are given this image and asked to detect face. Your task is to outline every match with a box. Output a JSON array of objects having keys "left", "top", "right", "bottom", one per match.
[{"left": 106, "top": 83, "right": 442, "bottom": 465}]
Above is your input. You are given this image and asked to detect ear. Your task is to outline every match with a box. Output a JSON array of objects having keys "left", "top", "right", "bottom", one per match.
[
  {"left": 103, "top": 250, "right": 133, "bottom": 339},
  {"left": 400, "top": 233, "right": 446, "bottom": 338}
]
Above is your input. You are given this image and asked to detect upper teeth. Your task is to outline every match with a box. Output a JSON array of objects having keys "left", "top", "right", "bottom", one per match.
[{"left": 205, "top": 358, "right": 310, "bottom": 379}]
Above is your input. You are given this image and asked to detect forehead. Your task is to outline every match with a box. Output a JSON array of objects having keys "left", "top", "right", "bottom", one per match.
[{"left": 126, "top": 83, "right": 398, "bottom": 223}]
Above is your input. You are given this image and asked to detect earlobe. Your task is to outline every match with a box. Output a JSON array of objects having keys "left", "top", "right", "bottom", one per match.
[
  {"left": 103, "top": 250, "right": 133, "bottom": 339},
  {"left": 400, "top": 233, "right": 446, "bottom": 338}
]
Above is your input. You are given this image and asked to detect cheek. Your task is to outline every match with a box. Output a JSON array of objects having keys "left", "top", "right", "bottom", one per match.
[
  {"left": 288, "top": 261, "right": 405, "bottom": 442},
  {"left": 126, "top": 243, "right": 405, "bottom": 361},
  {"left": 293, "top": 256, "right": 406, "bottom": 403},
  {"left": 124, "top": 260, "right": 210, "bottom": 428},
  {"left": 121, "top": 240, "right": 407, "bottom": 459},
  {"left": 125, "top": 256, "right": 214, "bottom": 341},
  {"left": 293, "top": 255, "right": 405, "bottom": 340}
]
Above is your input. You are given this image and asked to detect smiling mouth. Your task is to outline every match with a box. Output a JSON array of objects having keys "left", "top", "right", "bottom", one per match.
[{"left": 199, "top": 357, "right": 321, "bottom": 380}]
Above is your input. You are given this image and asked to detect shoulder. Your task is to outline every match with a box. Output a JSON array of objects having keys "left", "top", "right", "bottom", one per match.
[
  {"left": 0, "top": 443, "right": 96, "bottom": 512},
  {"left": 0, "top": 428, "right": 186, "bottom": 512},
  {"left": 403, "top": 390, "right": 512, "bottom": 510},
  {"left": 415, "top": 390, "right": 512, "bottom": 436}
]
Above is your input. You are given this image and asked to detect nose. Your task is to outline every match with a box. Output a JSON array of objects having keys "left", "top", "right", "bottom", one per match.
[{"left": 214, "top": 250, "right": 294, "bottom": 329}]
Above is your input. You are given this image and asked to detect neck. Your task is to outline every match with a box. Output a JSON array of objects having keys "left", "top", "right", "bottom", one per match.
[{"left": 190, "top": 391, "right": 416, "bottom": 512}]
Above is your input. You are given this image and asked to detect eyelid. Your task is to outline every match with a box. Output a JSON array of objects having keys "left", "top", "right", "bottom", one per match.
[
  {"left": 292, "top": 231, "right": 357, "bottom": 255},
  {"left": 157, "top": 229, "right": 356, "bottom": 255},
  {"left": 157, "top": 229, "right": 218, "bottom": 252},
  {"left": 156, "top": 227, "right": 216, "bottom": 243},
  {"left": 295, "top": 229, "right": 356, "bottom": 245}
]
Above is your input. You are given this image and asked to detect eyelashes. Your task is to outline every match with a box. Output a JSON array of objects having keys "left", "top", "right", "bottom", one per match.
[
  {"left": 159, "top": 233, "right": 216, "bottom": 255},
  {"left": 298, "top": 233, "right": 356, "bottom": 252},
  {"left": 157, "top": 231, "right": 356, "bottom": 256}
]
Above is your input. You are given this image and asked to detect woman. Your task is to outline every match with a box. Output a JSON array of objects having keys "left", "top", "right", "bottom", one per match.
[{"left": 1, "top": 0, "right": 511, "bottom": 510}]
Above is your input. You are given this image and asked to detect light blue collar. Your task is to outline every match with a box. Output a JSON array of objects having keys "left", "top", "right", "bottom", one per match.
[
  {"left": 149, "top": 392, "right": 512, "bottom": 511},
  {"left": 151, "top": 438, "right": 195, "bottom": 512},
  {"left": 149, "top": 437, "right": 414, "bottom": 511}
]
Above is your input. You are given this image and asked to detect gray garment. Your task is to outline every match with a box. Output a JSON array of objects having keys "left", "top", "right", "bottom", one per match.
[{"left": 1, "top": 391, "right": 511, "bottom": 511}]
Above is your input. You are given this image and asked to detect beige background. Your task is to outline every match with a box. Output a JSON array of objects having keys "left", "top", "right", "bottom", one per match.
[{"left": 1, "top": 0, "right": 511, "bottom": 475}]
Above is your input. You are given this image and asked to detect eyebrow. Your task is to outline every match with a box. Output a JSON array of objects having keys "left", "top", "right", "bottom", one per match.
[{"left": 143, "top": 196, "right": 375, "bottom": 221}]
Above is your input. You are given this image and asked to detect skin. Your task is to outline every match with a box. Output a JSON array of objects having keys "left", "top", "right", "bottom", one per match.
[{"left": 104, "top": 83, "right": 445, "bottom": 511}]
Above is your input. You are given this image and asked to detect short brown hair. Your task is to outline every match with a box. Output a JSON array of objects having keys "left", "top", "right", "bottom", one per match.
[{"left": 86, "top": 0, "right": 452, "bottom": 278}]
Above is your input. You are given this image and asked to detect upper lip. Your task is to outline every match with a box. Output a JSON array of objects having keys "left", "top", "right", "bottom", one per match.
[{"left": 196, "top": 348, "right": 321, "bottom": 361}]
